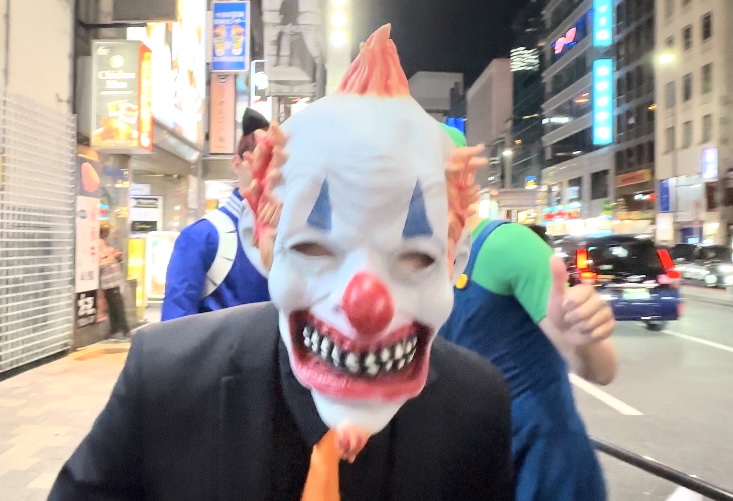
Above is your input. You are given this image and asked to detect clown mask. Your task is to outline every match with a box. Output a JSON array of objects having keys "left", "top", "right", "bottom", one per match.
[{"left": 240, "top": 25, "right": 485, "bottom": 453}]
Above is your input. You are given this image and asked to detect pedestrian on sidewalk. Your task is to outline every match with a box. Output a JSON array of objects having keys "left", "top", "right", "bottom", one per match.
[
  {"left": 99, "top": 222, "right": 131, "bottom": 341},
  {"left": 160, "top": 108, "right": 271, "bottom": 321}
]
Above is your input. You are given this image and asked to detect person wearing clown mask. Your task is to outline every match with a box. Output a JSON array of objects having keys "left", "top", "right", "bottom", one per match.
[
  {"left": 440, "top": 125, "right": 616, "bottom": 500},
  {"left": 49, "top": 25, "right": 515, "bottom": 501}
]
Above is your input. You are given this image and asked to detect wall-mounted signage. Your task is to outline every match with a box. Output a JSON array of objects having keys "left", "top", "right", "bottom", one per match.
[
  {"left": 209, "top": 74, "right": 237, "bottom": 154},
  {"left": 702, "top": 147, "right": 718, "bottom": 180},
  {"left": 553, "top": 28, "right": 577, "bottom": 54},
  {"left": 617, "top": 169, "right": 652, "bottom": 187},
  {"left": 593, "top": 0, "right": 613, "bottom": 47},
  {"left": 211, "top": 1, "right": 251, "bottom": 72},
  {"left": 91, "top": 41, "right": 153, "bottom": 153},
  {"left": 592, "top": 59, "right": 613, "bottom": 146},
  {"left": 525, "top": 176, "right": 538, "bottom": 190}
]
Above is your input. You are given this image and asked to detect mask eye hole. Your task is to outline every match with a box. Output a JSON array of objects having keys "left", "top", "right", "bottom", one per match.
[
  {"left": 291, "top": 242, "right": 336, "bottom": 258},
  {"left": 397, "top": 251, "right": 436, "bottom": 271}
]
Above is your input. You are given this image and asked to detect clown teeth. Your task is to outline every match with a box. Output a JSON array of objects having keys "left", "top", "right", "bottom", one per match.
[{"left": 301, "top": 324, "right": 418, "bottom": 378}]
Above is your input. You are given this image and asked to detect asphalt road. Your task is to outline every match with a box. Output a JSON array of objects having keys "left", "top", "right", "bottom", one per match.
[{"left": 573, "top": 294, "right": 733, "bottom": 500}]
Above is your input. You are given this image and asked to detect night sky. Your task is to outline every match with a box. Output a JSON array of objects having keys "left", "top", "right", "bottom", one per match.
[{"left": 353, "top": 0, "right": 531, "bottom": 88}]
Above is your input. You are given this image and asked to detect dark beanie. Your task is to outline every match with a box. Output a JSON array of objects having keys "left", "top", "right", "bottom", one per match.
[{"left": 242, "top": 108, "right": 269, "bottom": 136}]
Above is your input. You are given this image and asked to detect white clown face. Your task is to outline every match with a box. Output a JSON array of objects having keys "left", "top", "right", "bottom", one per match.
[{"left": 267, "top": 94, "right": 458, "bottom": 434}]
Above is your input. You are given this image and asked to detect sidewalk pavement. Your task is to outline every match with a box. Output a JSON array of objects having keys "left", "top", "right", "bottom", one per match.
[
  {"left": 0, "top": 305, "right": 162, "bottom": 500},
  {"left": 682, "top": 285, "right": 733, "bottom": 308}
]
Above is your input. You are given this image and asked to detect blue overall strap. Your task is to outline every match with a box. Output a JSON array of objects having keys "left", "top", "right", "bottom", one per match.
[{"left": 463, "top": 220, "right": 508, "bottom": 277}]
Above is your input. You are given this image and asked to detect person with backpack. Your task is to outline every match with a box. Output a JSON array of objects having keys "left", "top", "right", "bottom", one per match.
[{"left": 161, "top": 108, "right": 271, "bottom": 321}]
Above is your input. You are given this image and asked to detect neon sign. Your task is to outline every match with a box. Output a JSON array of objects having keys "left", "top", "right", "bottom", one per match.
[
  {"left": 553, "top": 27, "right": 577, "bottom": 54},
  {"left": 593, "top": 0, "right": 613, "bottom": 47},
  {"left": 592, "top": 59, "right": 613, "bottom": 146}
]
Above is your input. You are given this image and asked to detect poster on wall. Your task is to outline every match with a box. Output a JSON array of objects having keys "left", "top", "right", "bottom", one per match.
[
  {"left": 130, "top": 196, "right": 164, "bottom": 234},
  {"left": 262, "top": 0, "right": 327, "bottom": 98},
  {"left": 90, "top": 40, "right": 153, "bottom": 152},
  {"left": 211, "top": 1, "right": 251, "bottom": 72},
  {"left": 75, "top": 155, "right": 102, "bottom": 328}
]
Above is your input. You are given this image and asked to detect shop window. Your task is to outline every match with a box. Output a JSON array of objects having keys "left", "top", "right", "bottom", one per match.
[
  {"left": 702, "top": 63, "right": 713, "bottom": 94},
  {"left": 666, "top": 126, "right": 675, "bottom": 152},
  {"left": 682, "top": 121, "right": 693, "bottom": 148},
  {"left": 683, "top": 25, "right": 692, "bottom": 50},
  {"left": 683, "top": 73, "right": 693, "bottom": 102},
  {"left": 702, "top": 12, "right": 713, "bottom": 41},
  {"left": 591, "top": 170, "right": 610, "bottom": 200},
  {"left": 568, "top": 177, "right": 582, "bottom": 202},
  {"left": 702, "top": 114, "right": 713, "bottom": 142},
  {"left": 665, "top": 81, "right": 676, "bottom": 108}
]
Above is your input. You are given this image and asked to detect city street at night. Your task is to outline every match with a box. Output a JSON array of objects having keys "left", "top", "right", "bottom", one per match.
[{"left": 575, "top": 288, "right": 733, "bottom": 500}]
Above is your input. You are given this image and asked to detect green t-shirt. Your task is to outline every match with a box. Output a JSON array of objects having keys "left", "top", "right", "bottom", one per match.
[{"left": 469, "top": 221, "right": 554, "bottom": 324}]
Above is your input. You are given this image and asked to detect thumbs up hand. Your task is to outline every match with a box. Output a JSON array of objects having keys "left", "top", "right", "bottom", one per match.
[{"left": 546, "top": 256, "right": 615, "bottom": 347}]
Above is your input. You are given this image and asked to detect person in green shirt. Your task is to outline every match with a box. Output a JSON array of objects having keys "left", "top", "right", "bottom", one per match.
[{"left": 440, "top": 124, "right": 616, "bottom": 501}]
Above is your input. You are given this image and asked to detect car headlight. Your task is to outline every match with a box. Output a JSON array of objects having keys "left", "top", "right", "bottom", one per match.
[{"left": 717, "top": 264, "right": 733, "bottom": 274}]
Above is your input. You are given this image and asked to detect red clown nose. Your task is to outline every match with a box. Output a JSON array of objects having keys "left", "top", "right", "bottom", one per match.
[{"left": 342, "top": 272, "right": 395, "bottom": 337}]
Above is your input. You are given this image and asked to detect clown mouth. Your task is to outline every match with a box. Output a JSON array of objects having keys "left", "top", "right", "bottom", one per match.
[
  {"left": 302, "top": 324, "right": 419, "bottom": 377},
  {"left": 288, "top": 311, "right": 432, "bottom": 401}
]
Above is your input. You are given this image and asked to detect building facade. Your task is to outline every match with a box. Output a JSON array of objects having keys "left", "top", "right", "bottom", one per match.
[
  {"left": 613, "top": 0, "right": 656, "bottom": 232},
  {"left": 408, "top": 71, "right": 464, "bottom": 121},
  {"left": 466, "top": 59, "right": 513, "bottom": 189},
  {"left": 540, "top": 0, "right": 616, "bottom": 234},
  {"left": 510, "top": 0, "right": 546, "bottom": 190},
  {"left": 0, "top": 0, "right": 77, "bottom": 372},
  {"left": 654, "top": 0, "right": 733, "bottom": 245}
]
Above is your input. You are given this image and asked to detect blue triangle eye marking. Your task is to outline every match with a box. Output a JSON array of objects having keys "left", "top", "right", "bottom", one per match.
[
  {"left": 307, "top": 179, "right": 333, "bottom": 231},
  {"left": 402, "top": 181, "right": 433, "bottom": 238}
]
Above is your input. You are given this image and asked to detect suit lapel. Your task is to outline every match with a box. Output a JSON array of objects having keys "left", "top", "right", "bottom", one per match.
[
  {"left": 388, "top": 365, "right": 442, "bottom": 501},
  {"left": 217, "top": 303, "right": 281, "bottom": 501}
]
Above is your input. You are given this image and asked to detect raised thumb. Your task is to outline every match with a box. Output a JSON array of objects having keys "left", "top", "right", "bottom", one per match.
[{"left": 549, "top": 255, "right": 569, "bottom": 297}]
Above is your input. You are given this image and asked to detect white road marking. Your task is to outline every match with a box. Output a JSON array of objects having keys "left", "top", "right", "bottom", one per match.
[
  {"left": 569, "top": 374, "right": 644, "bottom": 416},
  {"left": 663, "top": 330, "right": 733, "bottom": 354}
]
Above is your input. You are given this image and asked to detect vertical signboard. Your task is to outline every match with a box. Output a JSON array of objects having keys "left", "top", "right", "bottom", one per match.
[
  {"left": 209, "top": 74, "right": 237, "bottom": 154},
  {"left": 91, "top": 41, "right": 153, "bottom": 152},
  {"left": 592, "top": 59, "right": 613, "bottom": 146},
  {"left": 75, "top": 155, "right": 102, "bottom": 329},
  {"left": 211, "top": 1, "right": 251, "bottom": 72},
  {"left": 592, "top": 0, "right": 613, "bottom": 47},
  {"left": 659, "top": 179, "right": 671, "bottom": 212}
]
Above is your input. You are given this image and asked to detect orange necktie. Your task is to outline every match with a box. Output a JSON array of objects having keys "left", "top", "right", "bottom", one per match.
[{"left": 301, "top": 429, "right": 341, "bottom": 501}]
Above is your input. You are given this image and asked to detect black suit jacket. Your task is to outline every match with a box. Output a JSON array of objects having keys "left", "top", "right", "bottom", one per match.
[{"left": 49, "top": 302, "right": 514, "bottom": 501}]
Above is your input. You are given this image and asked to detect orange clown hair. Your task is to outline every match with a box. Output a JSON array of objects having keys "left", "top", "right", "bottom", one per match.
[{"left": 336, "top": 24, "right": 410, "bottom": 97}]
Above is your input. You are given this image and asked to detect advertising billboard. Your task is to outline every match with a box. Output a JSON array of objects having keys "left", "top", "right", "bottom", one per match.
[
  {"left": 592, "top": 58, "right": 613, "bottom": 146},
  {"left": 592, "top": 0, "right": 613, "bottom": 47},
  {"left": 211, "top": 1, "right": 251, "bottom": 72},
  {"left": 91, "top": 41, "right": 153, "bottom": 153},
  {"left": 263, "top": 0, "right": 327, "bottom": 98},
  {"left": 75, "top": 153, "right": 102, "bottom": 329}
]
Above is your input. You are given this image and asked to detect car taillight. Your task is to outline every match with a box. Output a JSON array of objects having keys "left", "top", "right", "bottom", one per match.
[
  {"left": 657, "top": 249, "right": 681, "bottom": 288},
  {"left": 576, "top": 249, "right": 589, "bottom": 270}
]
